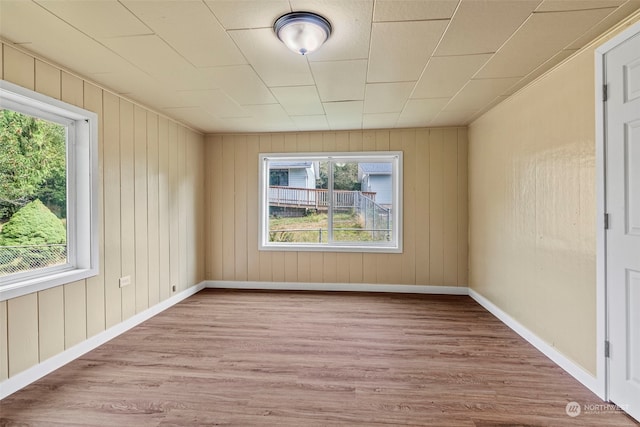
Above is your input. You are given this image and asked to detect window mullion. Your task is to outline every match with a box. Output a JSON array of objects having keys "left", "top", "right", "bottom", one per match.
[
  {"left": 327, "top": 160, "right": 334, "bottom": 244},
  {"left": 65, "top": 123, "right": 76, "bottom": 269}
]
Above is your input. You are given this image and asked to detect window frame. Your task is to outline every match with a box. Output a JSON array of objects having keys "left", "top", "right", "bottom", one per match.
[
  {"left": 259, "top": 151, "right": 403, "bottom": 253},
  {"left": 0, "top": 80, "right": 99, "bottom": 301}
]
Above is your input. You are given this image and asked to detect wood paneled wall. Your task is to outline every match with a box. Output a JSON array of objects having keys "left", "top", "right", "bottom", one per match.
[
  {"left": 0, "top": 43, "right": 206, "bottom": 380},
  {"left": 205, "top": 129, "right": 468, "bottom": 286}
]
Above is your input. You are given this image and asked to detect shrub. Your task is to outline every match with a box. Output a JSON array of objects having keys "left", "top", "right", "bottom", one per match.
[{"left": 0, "top": 199, "right": 66, "bottom": 246}]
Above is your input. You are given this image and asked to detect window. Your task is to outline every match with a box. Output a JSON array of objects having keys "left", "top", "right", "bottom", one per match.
[
  {"left": 259, "top": 152, "right": 402, "bottom": 252},
  {"left": 269, "top": 169, "right": 289, "bottom": 186},
  {"left": 0, "top": 80, "right": 98, "bottom": 300}
]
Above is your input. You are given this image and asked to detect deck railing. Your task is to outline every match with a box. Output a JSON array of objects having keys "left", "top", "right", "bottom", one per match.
[
  {"left": 268, "top": 187, "right": 391, "bottom": 242},
  {"left": 269, "top": 186, "right": 376, "bottom": 209}
]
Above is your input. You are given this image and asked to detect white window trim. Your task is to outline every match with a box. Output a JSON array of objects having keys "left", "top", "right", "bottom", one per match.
[
  {"left": 0, "top": 80, "right": 99, "bottom": 301},
  {"left": 259, "top": 151, "right": 403, "bottom": 253}
]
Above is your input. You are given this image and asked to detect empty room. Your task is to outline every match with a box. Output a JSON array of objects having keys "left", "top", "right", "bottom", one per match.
[{"left": 1, "top": 0, "right": 639, "bottom": 425}]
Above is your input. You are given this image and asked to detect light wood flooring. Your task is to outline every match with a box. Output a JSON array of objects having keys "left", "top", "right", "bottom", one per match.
[{"left": 1, "top": 289, "right": 637, "bottom": 426}]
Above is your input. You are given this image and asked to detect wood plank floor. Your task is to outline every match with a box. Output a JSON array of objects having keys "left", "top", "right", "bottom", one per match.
[{"left": 1, "top": 289, "right": 637, "bottom": 426}]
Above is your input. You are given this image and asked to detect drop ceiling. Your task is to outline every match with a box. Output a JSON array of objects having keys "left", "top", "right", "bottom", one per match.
[{"left": 1, "top": 0, "right": 638, "bottom": 133}]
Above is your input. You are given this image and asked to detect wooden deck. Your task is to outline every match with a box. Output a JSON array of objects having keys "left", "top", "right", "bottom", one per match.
[{"left": 0, "top": 289, "right": 636, "bottom": 426}]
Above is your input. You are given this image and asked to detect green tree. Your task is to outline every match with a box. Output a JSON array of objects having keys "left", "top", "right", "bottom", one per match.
[
  {"left": 0, "top": 199, "right": 66, "bottom": 246},
  {"left": 0, "top": 109, "right": 66, "bottom": 221},
  {"left": 0, "top": 199, "right": 67, "bottom": 274},
  {"left": 37, "top": 163, "right": 67, "bottom": 218},
  {"left": 317, "top": 162, "right": 361, "bottom": 191}
]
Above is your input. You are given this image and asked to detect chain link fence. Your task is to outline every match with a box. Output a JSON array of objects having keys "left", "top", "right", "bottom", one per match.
[
  {"left": 357, "top": 193, "right": 391, "bottom": 241},
  {"left": 0, "top": 244, "right": 67, "bottom": 276}
]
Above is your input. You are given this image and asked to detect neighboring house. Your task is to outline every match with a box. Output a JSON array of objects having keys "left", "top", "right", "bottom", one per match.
[
  {"left": 268, "top": 161, "right": 320, "bottom": 215},
  {"left": 359, "top": 162, "right": 392, "bottom": 206},
  {"left": 269, "top": 161, "right": 318, "bottom": 189}
]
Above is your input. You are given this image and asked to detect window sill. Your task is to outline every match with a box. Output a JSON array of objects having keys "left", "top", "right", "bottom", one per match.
[
  {"left": 259, "top": 243, "right": 403, "bottom": 253},
  {"left": 0, "top": 267, "right": 98, "bottom": 301}
]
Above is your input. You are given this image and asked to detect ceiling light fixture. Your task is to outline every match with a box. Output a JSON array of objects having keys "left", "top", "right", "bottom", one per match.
[{"left": 274, "top": 11, "right": 332, "bottom": 56}]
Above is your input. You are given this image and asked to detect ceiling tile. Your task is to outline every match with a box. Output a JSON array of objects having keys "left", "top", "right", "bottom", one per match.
[
  {"left": 535, "top": 0, "right": 624, "bottom": 11},
  {"left": 323, "top": 101, "right": 364, "bottom": 130},
  {"left": 178, "top": 89, "right": 249, "bottom": 118},
  {"left": 161, "top": 106, "right": 224, "bottom": 132},
  {"left": 0, "top": 1, "right": 41, "bottom": 44},
  {"left": 35, "top": 0, "right": 151, "bottom": 38},
  {"left": 121, "top": 0, "right": 245, "bottom": 68},
  {"left": 362, "top": 113, "right": 399, "bottom": 129},
  {"left": 364, "top": 82, "right": 415, "bottom": 114},
  {"left": 224, "top": 117, "right": 293, "bottom": 132},
  {"left": 243, "top": 103, "right": 292, "bottom": 121},
  {"left": 475, "top": 8, "right": 616, "bottom": 78},
  {"left": 271, "top": 86, "right": 325, "bottom": 116},
  {"left": 0, "top": 0, "right": 137, "bottom": 75},
  {"left": 100, "top": 34, "right": 198, "bottom": 81},
  {"left": 293, "top": 0, "right": 374, "bottom": 62},
  {"left": 368, "top": 20, "right": 448, "bottom": 83},
  {"left": 567, "top": 1, "right": 640, "bottom": 49},
  {"left": 435, "top": 0, "right": 540, "bottom": 56},
  {"left": 204, "top": 0, "right": 289, "bottom": 29},
  {"left": 412, "top": 53, "right": 493, "bottom": 99},
  {"left": 196, "top": 65, "right": 276, "bottom": 105},
  {"left": 503, "top": 49, "right": 577, "bottom": 96},
  {"left": 198, "top": 116, "right": 258, "bottom": 132},
  {"left": 430, "top": 110, "right": 477, "bottom": 126},
  {"left": 88, "top": 69, "right": 167, "bottom": 101},
  {"left": 229, "top": 28, "right": 314, "bottom": 87},
  {"left": 374, "top": 0, "right": 458, "bottom": 21},
  {"left": 292, "top": 115, "right": 331, "bottom": 131},
  {"left": 310, "top": 60, "right": 367, "bottom": 102},
  {"left": 242, "top": 104, "right": 297, "bottom": 131},
  {"left": 397, "top": 98, "right": 449, "bottom": 127},
  {"left": 190, "top": 89, "right": 251, "bottom": 119},
  {"left": 443, "top": 77, "right": 520, "bottom": 111}
]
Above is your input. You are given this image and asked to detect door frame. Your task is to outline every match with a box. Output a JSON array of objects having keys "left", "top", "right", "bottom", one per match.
[{"left": 595, "top": 18, "right": 640, "bottom": 402}]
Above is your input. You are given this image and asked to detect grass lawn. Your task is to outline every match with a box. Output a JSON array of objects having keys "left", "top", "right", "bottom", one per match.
[{"left": 269, "top": 212, "right": 387, "bottom": 243}]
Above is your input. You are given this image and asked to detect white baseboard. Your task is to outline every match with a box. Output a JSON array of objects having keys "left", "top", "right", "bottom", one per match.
[
  {"left": 0, "top": 282, "right": 207, "bottom": 400},
  {"left": 468, "top": 288, "right": 603, "bottom": 398},
  {"left": 205, "top": 280, "right": 470, "bottom": 295}
]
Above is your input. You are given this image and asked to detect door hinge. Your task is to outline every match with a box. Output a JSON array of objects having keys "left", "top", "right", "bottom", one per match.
[
  {"left": 605, "top": 340, "right": 610, "bottom": 358},
  {"left": 605, "top": 213, "right": 610, "bottom": 229},
  {"left": 603, "top": 84, "right": 608, "bottom": 102}
]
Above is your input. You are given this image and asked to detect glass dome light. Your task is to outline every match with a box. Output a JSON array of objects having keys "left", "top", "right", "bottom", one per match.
[{"left": 274, "top": 12, "right": 332, "bottom": 56}]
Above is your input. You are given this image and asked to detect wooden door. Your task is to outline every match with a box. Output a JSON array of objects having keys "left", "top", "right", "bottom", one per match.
[{"left": 605, "top": 26, "right": 640, "bottom": 423}]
